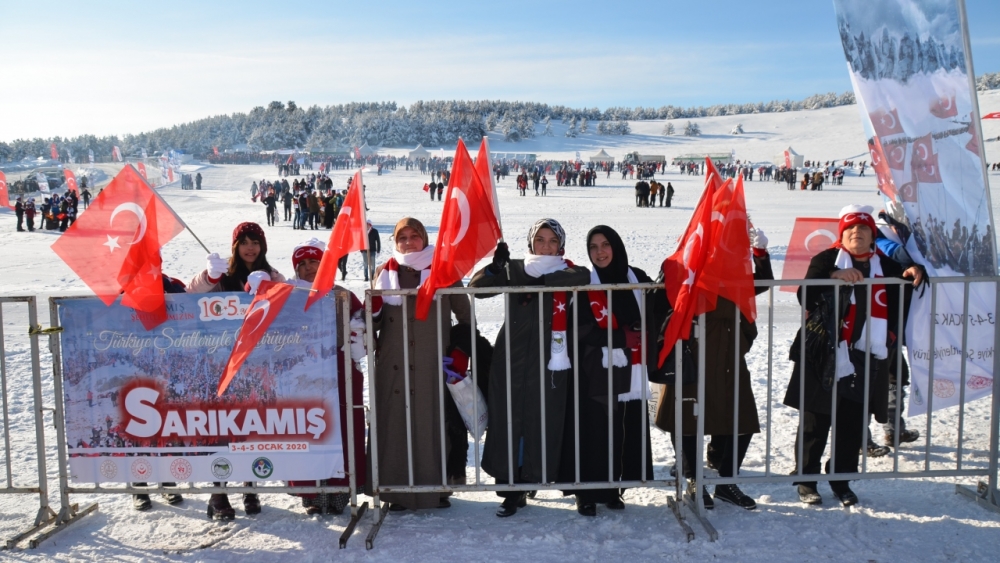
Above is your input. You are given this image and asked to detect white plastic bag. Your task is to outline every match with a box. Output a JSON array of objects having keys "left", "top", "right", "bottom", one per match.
[{"left": 447, "top": 376, "right": 488, "bottom": 441}]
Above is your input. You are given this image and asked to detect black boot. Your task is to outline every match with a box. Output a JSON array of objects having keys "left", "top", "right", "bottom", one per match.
[
  {"left": 133, "top": 494, "right": 152, "bottom": 511},
  {"left": 243, "top": 493, "right": 261, "bottom": 515},
  {"left": 495, "top": 493, "right": 527, "bottom": 518},
  {"left": 575, "top": 498, "right": 597, "bottom": 517},
  {"left": 714, "top": 484, "right": 757, "bottom": 510},
  {"left": 207, "top": 494, "right": 235, "bottom": 520},
  {"left": 797, "top": 484, "right": 822, "bottom": 505}
]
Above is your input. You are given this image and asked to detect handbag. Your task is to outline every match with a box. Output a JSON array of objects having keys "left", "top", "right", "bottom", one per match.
[{"left": 446, "top": 376, "right": 488, "bottom": 441}]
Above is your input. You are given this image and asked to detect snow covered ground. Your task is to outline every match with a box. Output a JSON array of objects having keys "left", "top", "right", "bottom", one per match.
[{"left": 2, "top": 94, "right": 1000, "bottom": 560}]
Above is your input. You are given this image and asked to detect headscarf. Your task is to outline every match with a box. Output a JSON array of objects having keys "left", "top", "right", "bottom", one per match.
[
  {"left": 587, "top": 225, "right": 640, "bottom": 328},
  {"left": 527, "top": 218, "right": 566, "bottom": 255},
  {"left": 394, "top": 217, "right": 429, "bottom": 248}
]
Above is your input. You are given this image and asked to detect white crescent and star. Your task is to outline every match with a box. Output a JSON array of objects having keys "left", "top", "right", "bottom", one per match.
[
  {"left": 870, "top": 147, "right": 882, "bottom": 166},
  {"left": 874, "top": 289, "right": 888, "bottom": 307},
  {"left": 940, "top": 97, "right": 954, "bottom": 111},
  {"left": 244, "top": 299, "right": 271, "bottom": 336},
  {"left": 450, "top": 188, "right": 470, "bottom": 246},
  {"left": 890, "top": 146, "right": 905, "bottom": 165},
  {"left": 804, "top": 229, "right": 836, "bottom": 252},
  {"left": 682, "top": 224, "right": 704, "bottom": 267},
  {"left": 881, "top": 110, "right": 897, "bottom": 131},
  {"left": 110, "top": 203, "right": 148, "bottom": 246},
  {"left": 916, "top": 142, "right": 930, "bottom": 162},
  {"left": 590, "top": 301, "right": 608, "bottom": 321}
]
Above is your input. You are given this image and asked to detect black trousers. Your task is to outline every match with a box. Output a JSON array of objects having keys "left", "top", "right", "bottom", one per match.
[
  {"left": 675, "top": 434, "right": 752, "bottom": 478},
  {"left": 794, "top": 399, "right": 865, "bottom": 490}
]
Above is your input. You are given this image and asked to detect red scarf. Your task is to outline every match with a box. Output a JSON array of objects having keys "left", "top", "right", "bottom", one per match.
[{"left": 546, "top": 260, "right": 574, "bottom": 371}]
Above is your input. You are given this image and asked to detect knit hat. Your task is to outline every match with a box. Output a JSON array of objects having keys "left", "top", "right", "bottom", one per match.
[
  {"left": 527, "top": 218, "right": 567, "bottom": 255},
  {"left": 838, "top": 204, "right": 877, "bottom": 241},
  {"left": 292, "top": 238, "right": 326, "bottom": 269},
  {"left": 232, "top": 222, "right": 267, "bottom": 254},
  {"left": 394, "top": 217, "right": 429, "bottom": 247}
]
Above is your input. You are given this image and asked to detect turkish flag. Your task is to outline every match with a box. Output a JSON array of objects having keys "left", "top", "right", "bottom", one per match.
[
  {"left": 51, "top": 165, "right": 185, "bottom": 308},
  {"left": 474, "top": 137, "right": 502, "bottom": 231},
  {"left": 118, "top": 201, "right": 168, "bottom": 329},
  {"left": 900, "top": 181, "right": 918, "bottom": 203},
  {"left": 784, "top": 150, "right": 791, "bottom": 169},
  {"left": 112, "top": 146, "right": 122, "bottom": 162},
  {"left": 416, "top": 139, "right": 502, "bottom": 320},
  {"left": 869, "top": 108, "right": 905, "bottom": 137},
  {"left": 286, "top": 153, "right": 294, "bottom": 165},
  {"left": 213, "top": 146, "right": 219, "bottom": 156},
  {"left": 64, "top": 169, "right": 79, "bottom": 193},
  {"left": 781, "top": 217, "right": 839, "bottom": 292},
  {"left": 305, "top": 170, "right": 368, "bottom": 310},
  {"left": 136, "top": 162, "right": 148, "bottom": 180},
  {"left": 698, "top": 175, "right": 755, "bottom": 321},
  {"left": 218, "top": 280, "right": 294, "bottom": 396},
  {"left": 868, "top": 136, "right": 898, "bottom": 201},
  {"left": 50, "top": 143, "right": 59, "bottom": 160},
  {"left": 929, "top": 95, "right": 958, "bottom": 119},
  {"left": 911, "top": 134, "right": 934, "bottom": 164},
  {"left": 982, "top": 111, "right": 1000, "bottom": 120},
  {"left": 167, "top": 168, "right": 174, "bottom": 183},
  {"left": 914, "top": 152, "right": 942, "bottom": 183},
  {"left": 658, "top": 158, "right": 722, "bottom": 367},
  {"left": 0, "top": 171, "right": 10, "bottom": 208},
  {"left": 886, "top": 143, "right": 906, "bottom": 171}
]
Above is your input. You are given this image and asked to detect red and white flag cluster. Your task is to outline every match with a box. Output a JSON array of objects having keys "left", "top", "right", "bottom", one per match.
[
  {"left": 306, "top": 170, "right": 369, "bottom": 311},
  {"left": 51, "top": 165, "right": 186, "bottom": 330}
]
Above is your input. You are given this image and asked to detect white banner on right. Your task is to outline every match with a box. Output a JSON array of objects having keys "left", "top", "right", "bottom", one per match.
[{"left": 831, "top": 0, "right": 996, "bottom": 416}]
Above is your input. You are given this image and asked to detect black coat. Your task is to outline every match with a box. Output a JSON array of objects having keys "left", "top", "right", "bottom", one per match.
[{"left": 782, "top": 248, "right": 912, "bottom": 422}]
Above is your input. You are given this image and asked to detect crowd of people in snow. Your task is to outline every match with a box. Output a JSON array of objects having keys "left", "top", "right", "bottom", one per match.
[{"left": 12, "top": 185, "right": 93, "bottom": 233}]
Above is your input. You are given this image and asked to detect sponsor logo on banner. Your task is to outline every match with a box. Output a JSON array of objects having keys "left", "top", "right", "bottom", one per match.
[
  {"left": 211, "top": 457, "right": 233, "bottom": 480},
  {"left": 131, "top": 459, "right": 153, "bottom": 480},
  {"left": 170, "top": 458, "right": 193, "bottom": 481},
  {"left": 251, "top": 457, "right": 274, "bottom": 479},
  {"left": 100, "top": 459, "right": 118, "bottom": 480}
]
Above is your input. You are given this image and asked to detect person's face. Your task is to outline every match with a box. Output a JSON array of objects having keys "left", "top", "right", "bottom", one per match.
[
  {"left": 296, "top": 258, "right": 321, "bottom": 282},
  {"left": 532, "top": 227, "right": 561, "bottom": 256},
  {"left": 237, "top": 238, "right": 261, "bottom": 266},
  {"left": 589, "top": 233, "right": 613, "bottom": 268},
  {"left": 841, "top": 223, "right": 873, "bottom": 257},
  {"left": 395, "top": 226, "right": 425, "bottom": 254}
]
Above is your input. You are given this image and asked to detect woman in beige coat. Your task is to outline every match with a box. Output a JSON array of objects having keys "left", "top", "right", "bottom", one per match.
[{"left": 366, "top": 217, "right": 471, "bottom": 510}]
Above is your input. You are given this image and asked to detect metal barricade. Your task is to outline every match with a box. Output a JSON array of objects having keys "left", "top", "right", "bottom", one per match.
[
  {"left": 0, "top": 296, "right": 58, "bottom": 549},
  {"left": 362, "top": 276, "right": 1000, "bottom": 546},
  {"left": 39, "top": 294, "right": 368, "bottom": 549}
]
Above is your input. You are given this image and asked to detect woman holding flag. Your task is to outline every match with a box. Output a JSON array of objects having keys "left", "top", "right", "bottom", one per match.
[
  {"left": 557, "top": 225, "right": 654, "bottom": 516},
  {"left": 188, "top": 221, "right": 284, "bottom": 520},
  {"left": 469, "top": 219, "right": 590, "bottom": 518},
  {"left": 367, "top": 217, "right": 472, "bottom": 511},
  {"left": 284, "top": 238, "right": 368, "bottom": 515},
  {"left": 783, "top": 204, "right": 923, "bottom": 507}
]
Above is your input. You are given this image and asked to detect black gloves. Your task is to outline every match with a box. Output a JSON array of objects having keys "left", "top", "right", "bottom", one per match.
[{"left": 489, "top": 242, "right": 510, "bottom": 274}]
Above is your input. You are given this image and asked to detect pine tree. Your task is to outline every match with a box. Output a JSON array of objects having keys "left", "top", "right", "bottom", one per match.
[
  {"left": 565, "top": 116, "right": 578, "bottom": 138},
  {"left": 662, "top": 122, "right": 675, "bottom": 135},
  {"left": 684, "top": 121, "right": 701, "bottom": 136},
  {"left": 579, "top": 118, "right": 588, "bottom": 134},
  {"left": 542, "top": 116, "right": 554, "bottom": 136}
]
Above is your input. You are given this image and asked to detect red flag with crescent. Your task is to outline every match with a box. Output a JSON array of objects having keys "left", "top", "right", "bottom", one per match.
[
  {"left": 136, "top": 162, "right": 148, "bottom": 181},
  {"left": 51, "top": 166, "right": 185, "bottom": 310},
  {"left": 867, "top": 136, "right": 898, "bottom": 201},
  {"left": 0, "top": 171, "right": 10, "bottom": 208},
  {"left": 982, "top": 111, "right": 1000, "bottom": 120},
  {"left": 658, "top": 158, "right": 724, "bottom": 367},
  {"left": 50, "top": 143, "right": 59, "bottom": 160},
  {"left": 64, "top": 169, "right": 79, "bottom": 193},
  {"left": 416, "top": 139, "right": 501, "bottom": 321},
  {"left": 218, "top": 280, "right": 293, "bottom": 396},
  {"left": 929, "top": 95, "right": 958, "bottom": 119},
  {"left": 869, "top": 107, "right": 905, "bottom": 137},
  {"left": 306, "top": 170, "right": 368, "bottom": 310},
  {"left": 781, "top": 217, "right": 840, "bottom": 292},
  {"left": 698, "top": 175, "right": 755, "bottom": 321}
]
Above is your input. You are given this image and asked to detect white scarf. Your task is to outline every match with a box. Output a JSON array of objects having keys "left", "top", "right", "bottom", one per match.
[
  {"left": 590, "top": 269, "right": 651, "bottom": 402},
  {"left": 523, "top": 253, "right": 569, "bottom": 278},
  {"left": 833, "top": 248, "right": 888, "bottom": 380},
  {"left": 374, "top": 245, "right": 435, "bottom": 306}
]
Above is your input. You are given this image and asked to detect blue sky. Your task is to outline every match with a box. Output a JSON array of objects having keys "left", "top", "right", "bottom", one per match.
[{"left": 1, "top": 0, "right": 998, "bottom": 141}]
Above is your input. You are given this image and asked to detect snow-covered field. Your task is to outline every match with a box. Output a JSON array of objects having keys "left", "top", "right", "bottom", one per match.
[{"left": 2, "top": 94, "right": 1000, "bottom": 561}]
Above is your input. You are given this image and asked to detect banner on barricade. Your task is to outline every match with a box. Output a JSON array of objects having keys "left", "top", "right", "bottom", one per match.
[
  {"left": 58, "top": 291, "right": 343, "bottom": 483},
  {"left": 833, "top": 0, "right": 996, "bottom": 416}
]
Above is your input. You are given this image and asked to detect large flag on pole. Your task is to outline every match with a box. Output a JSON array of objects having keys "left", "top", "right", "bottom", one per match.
[
  {"left": 832, "top": 0, "right": 997, "bottom": 415},
  {"left": 657, "top": 158, "right": 726, "bottom": 367},
  {"left": 51, "top": 165, "right": 186, "bottom": 329},
  {"left": 50, "top": 143, "right": 58, "bottom": 160},
  {"left": 218, "top": 280, "right": 294, "bottom": 396},
  {"left": 305, "top": 171, "right": 368, "bottom": 310},
  {"left": 416, "top": 139, "right": 502, "bottom": 321}
]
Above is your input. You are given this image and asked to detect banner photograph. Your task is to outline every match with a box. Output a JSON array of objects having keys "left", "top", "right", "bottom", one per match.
[
  {"left": 833, "top": 0, "right": 997, "bottom": 416},
  {"left": 57, "top": 291, "right": 343, "bottom": 483}
]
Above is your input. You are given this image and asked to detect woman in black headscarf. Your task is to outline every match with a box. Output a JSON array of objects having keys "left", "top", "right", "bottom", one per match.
[{"left": 559, "top": 225, "right": 654, "bottom": 516}]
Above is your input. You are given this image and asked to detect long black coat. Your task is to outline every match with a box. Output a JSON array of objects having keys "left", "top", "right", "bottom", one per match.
[
  {"left": 469, "top": 260, "right": 590, "bottom": 485},
  {"left": 655, "top": 253, "right": 773, "bottom": 436},
  {"left": 782, "top": 248, "right": 911, "bottom": 423}
]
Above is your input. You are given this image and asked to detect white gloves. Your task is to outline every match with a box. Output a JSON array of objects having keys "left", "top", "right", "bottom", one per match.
[
  {"left": 752, "top": 228, "right": 768, "bottom": 250},
  {"left": 206, "top": 253, "right": 228, "bottom": 280},
  {"left": 246, "top": 271, "right": 271, "bottom": 295},
  {"left": 349, "top": 316, "right": 367, "bottom": 362}
]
